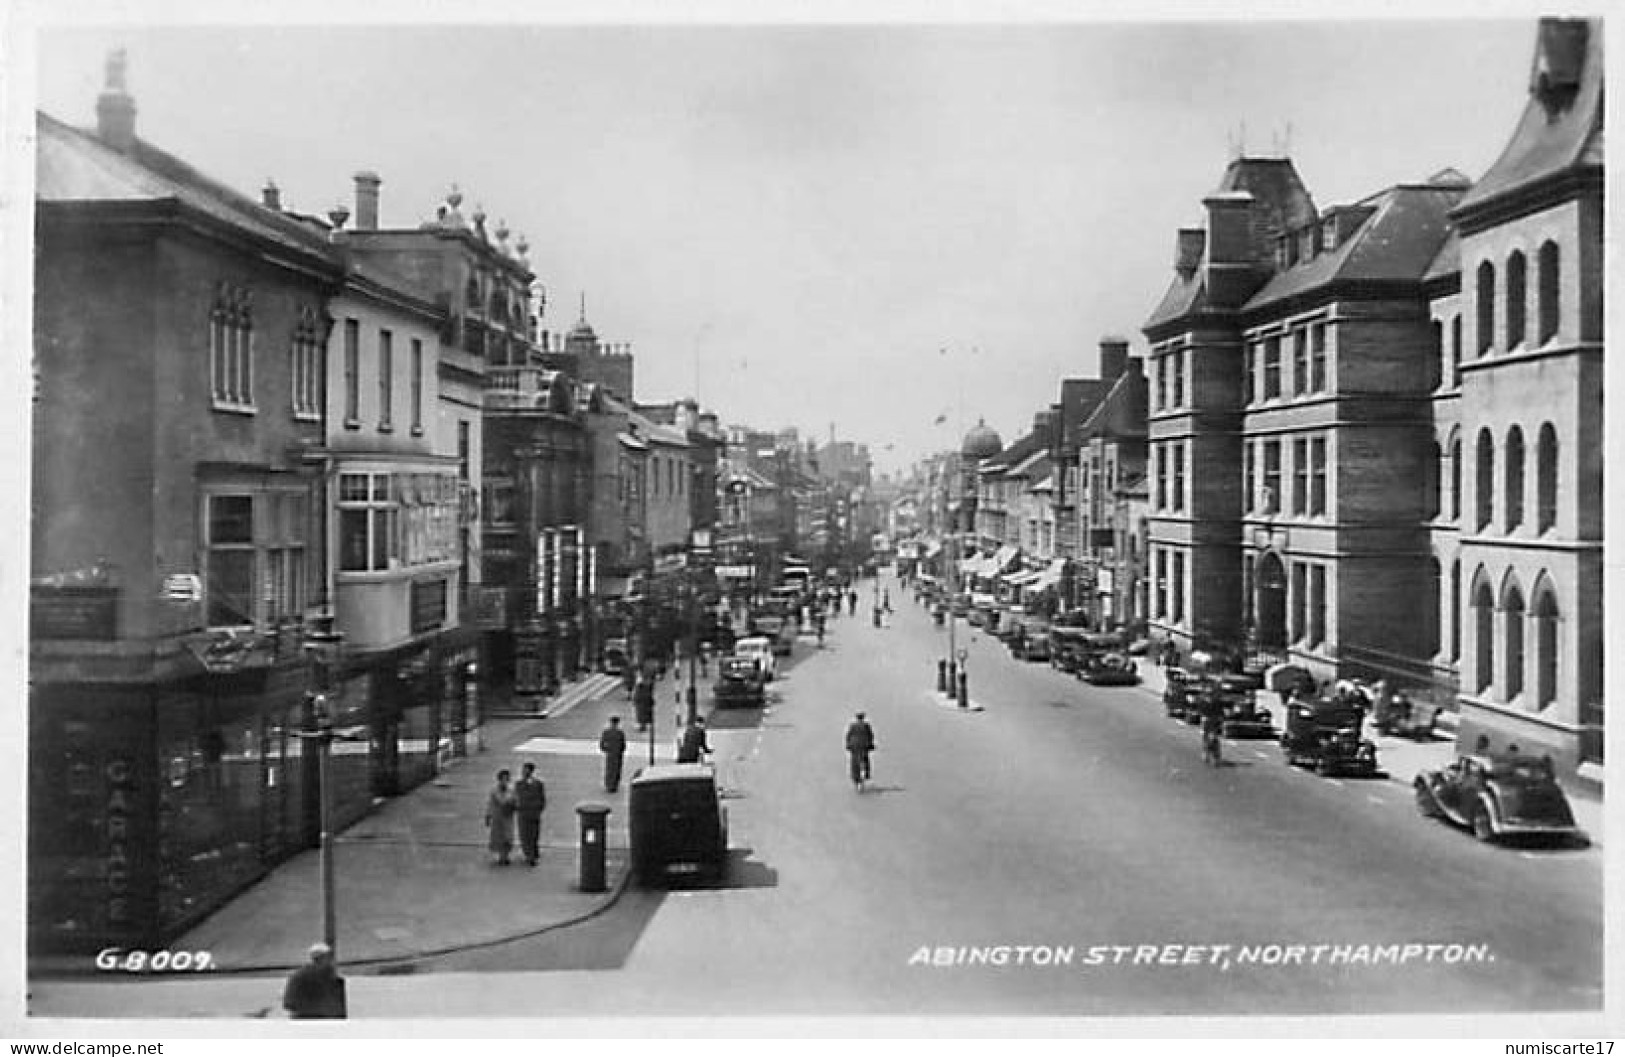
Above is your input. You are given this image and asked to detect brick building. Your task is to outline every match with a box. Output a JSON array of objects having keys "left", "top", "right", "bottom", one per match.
[{"left": 30, "top": 61, "right": 347, "bottom": 951}]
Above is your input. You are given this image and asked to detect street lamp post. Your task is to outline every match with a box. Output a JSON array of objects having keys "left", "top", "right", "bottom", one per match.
[{"left": 301, "top": 616, "right": 344, "bottom": 959}]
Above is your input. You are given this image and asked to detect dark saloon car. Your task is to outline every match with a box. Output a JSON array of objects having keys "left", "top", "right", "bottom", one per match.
[
  {"left": 1211, "top": 673, "right": 1274, "bottom": 738},
  {"left": 1163, "top": 668, "right": 1214, "bottom": 721},
  {"left": 629, "top": 763, "right": 729, "bottom": 885},
  {"left": 1280, "top": 698, "right": 1379, "bottom": 776},
  {"left": 1414, "top": 753, "right": 1584, "bottom": 844},
  {"left": 713, "top": 656, "right": 766, "bottom": 709},
  {"left": 1081, "top": 651, "right": 1140, "bottom": 686}
]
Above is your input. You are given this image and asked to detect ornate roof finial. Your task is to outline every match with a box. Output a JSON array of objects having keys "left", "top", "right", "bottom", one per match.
[
  {"left": 495, "top": 218, "right": 510, "bottom": 245},
  {"left": 579, "top": 292, "right": 587, "bottom": 324},
  {"left": 446, "top": 184, "right": 463, "bottom": 210}
]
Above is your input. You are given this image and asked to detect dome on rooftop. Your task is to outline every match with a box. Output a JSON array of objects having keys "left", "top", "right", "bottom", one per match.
[{"left": 960, "top": 419, "right": 1003, "bottom": 460}]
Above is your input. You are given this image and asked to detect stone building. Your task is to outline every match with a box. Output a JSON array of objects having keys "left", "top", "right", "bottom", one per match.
[
  {"left": 1441, "top": 18, "right": 1604, "bottom": 782},
  {"left": 1138, "top": 17, "right": 1603, "bottom": 783}
]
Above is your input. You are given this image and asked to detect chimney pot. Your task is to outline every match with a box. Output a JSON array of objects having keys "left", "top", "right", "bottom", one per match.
[
  {"left": 262, "top": 180, "right": 282, "bottom": 211},
  {"left": 95, "top": 49, "right": 138, "bottom": 152},
  {"left": 1175, "top": 228, "right": 1206, "bottom": 278},
  {"left": 353, "top": 171, "right": 382, "bottom": 231}
]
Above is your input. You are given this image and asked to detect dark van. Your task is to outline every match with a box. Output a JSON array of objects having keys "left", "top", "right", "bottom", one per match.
[{"left": 628, "top": 764, "right": 729, "bottom": 885}]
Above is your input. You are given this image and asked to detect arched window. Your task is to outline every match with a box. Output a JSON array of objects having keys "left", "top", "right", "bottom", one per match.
[
  {"left": 465, "top": 274, "right": 481, "bottom": 312},
  {"left": 1429, "top": 320, "right": 1444, "bottom": 391},
  {"left": 1450, "top": 558, "right": 1462, "bottom": 662},
  {"left": 1424, "top": 440, "right": 1441, "bottom": 520},
  {"left": 1536, "top": 423, "right": 1558, "bottom": 533},
  {"left": 1505, "top": 426, "right": 1525, "bottom": 530},
  {"left": 1503, "top": 578, "right": 1525, "bottom": 701},
  {"left": 1538, "top": 240, "right": 1560, "bottom": 345},
  {"left": 1425, "top": 557, "right": 1442, "bottom": 657},
  {"left": 1450, "top": 316, "right": 1463, "bottom": 385},
  {"left": 1533, "top": 580, "right": 1559, "bottom": 711},
  {"left": 1450, "top": 432, "right": 1462, "bottom": 521},
  {"left": 1473, "top": 575, "right": 1495, "bottom": 693},
  {"left": 1475, "top": 429, "right": 1495, "bottom": 530},
  {"left": 1506, "top": 250, "right": 1527, "bottom": 349},
  {"left": 1476, "top": 261, "right": 1496, "bottom": 354}
]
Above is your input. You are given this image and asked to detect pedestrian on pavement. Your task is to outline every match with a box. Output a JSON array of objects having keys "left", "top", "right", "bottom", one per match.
[
  {"left": 513, "top": 762, "right": 547, "bottom": 867},
  {"left": 676, "top": 715, "right": 711, "bottom": 764},
  {"left": 282, "top": 943, "right": 345, "bottom": 1019},
  {"left": 848, "top": 589, "right": 858, "bottom": 616},
  {"left": 600, "top": 716, "right": 628, "bottom": 792},
  {"left": 633, "top": 677, "right": 655, "bottom": 731},
  {"left": 485, "top": 768, "right": 517, "bottom": 866},
  {"left": 882, "top": 588, "right": 892, "bottom": 612}
]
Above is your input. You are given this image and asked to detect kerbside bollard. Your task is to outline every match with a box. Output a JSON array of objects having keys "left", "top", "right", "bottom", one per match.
[
  {"left": 937, "top": 659, "right": 948, "bottom": 692},
  {"left": 958, "top": 670, "right": 969, "bottom": 709},
  {"left": 576, "top": 802, "right": 612, "bottom": 893}
]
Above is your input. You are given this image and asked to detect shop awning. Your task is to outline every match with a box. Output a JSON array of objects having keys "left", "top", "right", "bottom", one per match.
[
  {"left": 1027, "top": 558, "right": 1068, "bottom": 593},
  {"left": 1003, "top": 568, "right": 1042, "bottom": 586},
  {"left": 925, "top": 540, "right": 942, "bottom": 558},
  {"left": 959, "top": 556, "right": 981, "bottom": 574},
  {"left": 987, "top": 546, "right": 1020, "bottom": 575}
]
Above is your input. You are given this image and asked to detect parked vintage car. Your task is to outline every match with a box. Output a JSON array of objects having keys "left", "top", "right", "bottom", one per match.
[
  {"left": 1208, "top": 672, "right": 1274, "bottom": 738},
  {"left": 1049, "top": 627, "right": 1093, "bottom": 673},
  {"left": 629, "top": 763, "right": 729, "bottom": 885},
  {"left": 1280, "top": 698, "right": 1379, "bottom": 776},
  {"left": 1163, "top": 667, "right": 1214, "bottom": 721},
  {"left": 713, "top": 655, "right": 767, "bottom": 709},
  {"left": 1414, "top": 752, "right": 1584, "bottom": 844},
  {"left": 732, "top": 636, "right": 777, "bottom": 681},
  {"left": 1080, "top": 651, "right": 1140, "bottom": 686},
  {"left": 1013, "top": 619, "right": 1052, "bottom": 661}
]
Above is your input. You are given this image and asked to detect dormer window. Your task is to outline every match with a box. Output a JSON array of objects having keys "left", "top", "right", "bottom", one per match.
[{"left": 1322, "top": 217, "right": 1339, "bottom": 252}]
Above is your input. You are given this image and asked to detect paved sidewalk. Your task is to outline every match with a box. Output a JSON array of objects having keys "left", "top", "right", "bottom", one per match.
[
  {"left": 1130, "top": 656, "right": 1603, "bottom": 844},
  {"left": 41, "top": 670, "right": 652, "bottom": 983}
]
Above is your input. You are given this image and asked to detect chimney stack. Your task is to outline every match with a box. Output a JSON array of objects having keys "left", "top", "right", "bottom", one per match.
[
  {"left": 95, "top": 49, "right": 137, "bottom": 152},
  {"left": 1175, "top": 228, "right": 1206, "bottom": 278},
  {"left": 262, "top": 180, "right": 282, "bottom": 211},
  {"left": 1098, "top": 336, "right": 1130, "bottom": 380},
  {"left": 353, "top": 171, "right": 382, "bottom": 231}
]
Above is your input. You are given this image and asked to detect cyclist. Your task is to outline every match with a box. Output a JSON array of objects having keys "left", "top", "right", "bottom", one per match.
[
  {"left": 845, "top": 711, "right": 876, "bottom": 789},
  {"left": 1198, "top": 688, "right": 1225, "bottom": 767}
]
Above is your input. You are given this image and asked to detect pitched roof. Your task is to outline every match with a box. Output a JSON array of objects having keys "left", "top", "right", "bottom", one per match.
[
  {"left": 1143, "top": 272, "right": 1206, "bottom": 333},
  {"left": 1079, "top": 362, "right": 1148, "bottom": 441},
  {"left": 1058, "top": 377, "right": 1112, "bottom": 448},
  {"left": 1244, "top": 181, "right": 1467, "bottom": 313},
  {"left": 1456, "top": 19, "right": 1603, "bottom": 215},
  {"left": 36, "top": 110, "right": 338, "bottom": 269}
]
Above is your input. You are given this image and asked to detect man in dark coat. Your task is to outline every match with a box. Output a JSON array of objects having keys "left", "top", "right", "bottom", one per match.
[
  {"left": 599, "top": 716, "right": 628, "bottom": 792},
  {"left": 283, "top": 943, "right": 345, "bottom": 1019},
  {"left": 514, "top": 762, "right": 547, "bottom": 867},
  {"left": 845, "top": 712, "right": 876, "bottom": 787},
  {"left": 676, "top": 716, "right": 710, "bottom": 763},
  {"left": 633, "top": 677, "right": 655, "bottom": 731}
]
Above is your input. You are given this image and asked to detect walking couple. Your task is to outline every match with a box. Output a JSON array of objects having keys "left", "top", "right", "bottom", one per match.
[{"left": 485, "top": 763, "right": 547, "bottom": 867}]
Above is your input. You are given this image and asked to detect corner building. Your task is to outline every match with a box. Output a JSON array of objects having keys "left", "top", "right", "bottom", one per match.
[
  {"left": 1442, "top": 19, "right": 1603, "bottom": 781},
  {"left": 1140, "top": 18, "right": 1603, "bottom": 783}
]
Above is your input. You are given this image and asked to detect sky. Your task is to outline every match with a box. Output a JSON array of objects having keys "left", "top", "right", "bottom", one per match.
[{"left": 14, "top": 3, "right": 1544, "bottom": 476}]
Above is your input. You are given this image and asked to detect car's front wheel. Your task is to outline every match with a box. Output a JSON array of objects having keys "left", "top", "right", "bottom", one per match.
[{"left": 1471, "top": 800, "right": 1497, "bottom": 842}]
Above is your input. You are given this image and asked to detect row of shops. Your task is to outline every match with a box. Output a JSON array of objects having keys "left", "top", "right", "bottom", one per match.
[{"left": 29, "top": 631, "right": 481, "bottom": 954}]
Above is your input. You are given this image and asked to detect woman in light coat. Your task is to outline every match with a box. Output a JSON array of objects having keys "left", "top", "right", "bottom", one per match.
[{"left": 485, "top": 769, "right": 518, "bottom": 865}]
